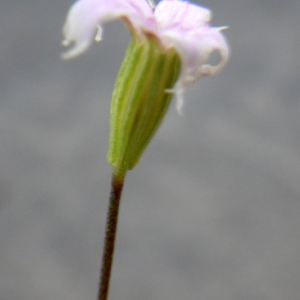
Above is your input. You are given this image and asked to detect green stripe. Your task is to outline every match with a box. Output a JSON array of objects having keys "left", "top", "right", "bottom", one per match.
[{"left": 108, "top": 36, "right": 181, "bottom": 171}]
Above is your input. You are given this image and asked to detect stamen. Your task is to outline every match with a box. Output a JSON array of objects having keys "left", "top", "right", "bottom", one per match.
[
  {"left": 95, "top": 25, "right": 103, "bottom": 42},
  {"left": 148, "top": 0, "right": 156, "bottom": 9}
]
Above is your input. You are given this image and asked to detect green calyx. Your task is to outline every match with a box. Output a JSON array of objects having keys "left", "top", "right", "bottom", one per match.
[{"left": 107, "top": 35, "right": 181, "bottom": 171}]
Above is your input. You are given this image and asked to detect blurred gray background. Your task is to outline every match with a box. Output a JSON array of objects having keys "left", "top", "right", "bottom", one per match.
[{"left": 1, "top": 0, "right": 300, "bottom": 299}]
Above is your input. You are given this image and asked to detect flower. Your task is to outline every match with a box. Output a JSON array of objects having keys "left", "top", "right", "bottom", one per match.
[
  {"left": 61, "top": 0, "right": 229, "bottom": 112},
  {"left": 62, "top": 0, "right": 230, "bottom": 170}
]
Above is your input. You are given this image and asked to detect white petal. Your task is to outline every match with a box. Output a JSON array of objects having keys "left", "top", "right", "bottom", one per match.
[
  {"left": 155, "top": 0, "right": 211, "bottom": 31},
  {"left": 162, "top": 27, "right": 229, "bottom": 114},
  {"left": 154, "top": 1, "right": 229, "bottom": 113},
  {"left": 61, "top": 0, "right": 155, "bottom": 60}
]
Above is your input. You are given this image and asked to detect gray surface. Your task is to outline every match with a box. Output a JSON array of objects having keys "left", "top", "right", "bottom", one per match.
[{"left": 1, "top": 0, "right": 300, "bottom": 299}]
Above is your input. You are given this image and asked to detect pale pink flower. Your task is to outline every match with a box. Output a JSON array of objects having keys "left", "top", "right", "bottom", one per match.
[{"left": 62, "top": 0, "right": 229, "bottom": 112}]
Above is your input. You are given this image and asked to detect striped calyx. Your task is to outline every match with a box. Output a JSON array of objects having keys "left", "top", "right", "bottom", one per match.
[{"left": 108, "top": 35, "right": 181, "bottom": 171}]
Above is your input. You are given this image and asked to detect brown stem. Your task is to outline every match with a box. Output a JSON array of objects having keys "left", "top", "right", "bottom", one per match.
[{"left": 98, "top": 169, "right": 126, "bottom": 300}]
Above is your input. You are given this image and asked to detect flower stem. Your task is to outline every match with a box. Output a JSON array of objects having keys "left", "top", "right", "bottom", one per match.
[{"left": 98, "top": 169, "right": 126, "bottom": 300}]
